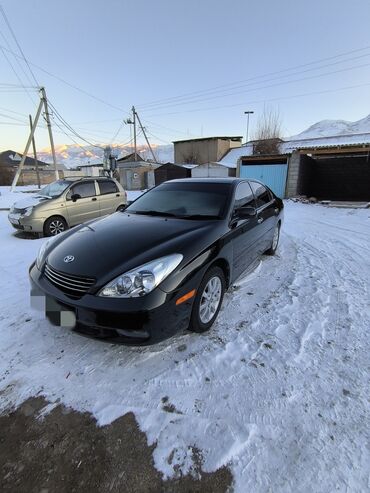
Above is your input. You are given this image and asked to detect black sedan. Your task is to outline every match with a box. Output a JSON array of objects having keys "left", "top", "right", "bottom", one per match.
[{"left": 29, "top": 178, "right": 283, "bottom": 344}]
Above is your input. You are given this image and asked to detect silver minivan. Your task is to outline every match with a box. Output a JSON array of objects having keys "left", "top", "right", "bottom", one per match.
[{"left": 8, "top": 177, "right": 127, "bottom": 236}]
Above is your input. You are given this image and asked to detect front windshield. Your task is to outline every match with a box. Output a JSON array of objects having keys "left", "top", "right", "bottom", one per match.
[
  {"left": 126, "top": 182, "right": 232, "bottom": 219},
  {"left": 39, "top": 180, "right": 72, "bottom": 198}
]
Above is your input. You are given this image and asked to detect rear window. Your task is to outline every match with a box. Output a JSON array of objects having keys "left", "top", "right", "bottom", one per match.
[
  {"left": 98, "top": 180, "right": 118, "bottom": 195},
  {"left": 250, "top": 182, "right": 272, "bottom": 208}
]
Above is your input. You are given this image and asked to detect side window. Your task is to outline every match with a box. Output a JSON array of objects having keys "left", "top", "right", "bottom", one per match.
[
  {"left": 234, "top": 182, "right": 255, "bottom": 210},
  {"left": 67, "top": 181, "right": 96, "bottom": 200},
  {"left": 249, "top": 182, "right": 272, "bottom": 208},
  {"left": 98, "top": 180, "right": 118, "bottom": 195}
]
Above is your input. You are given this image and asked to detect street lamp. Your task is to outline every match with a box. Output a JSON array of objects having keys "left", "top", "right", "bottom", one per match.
[{"left": 244, "top": 110, "right": 254, "bottom": 144}]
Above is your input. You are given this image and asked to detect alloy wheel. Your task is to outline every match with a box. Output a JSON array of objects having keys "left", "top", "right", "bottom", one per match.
[
  {"left": 199, "top": 276, "right": 222, "bottom": 324},
  {"left": 272, "top": 224, "right": 280, "bottom": 250},
  {"left": 49, "top": 220, "right": 65, "bottom": 235}
]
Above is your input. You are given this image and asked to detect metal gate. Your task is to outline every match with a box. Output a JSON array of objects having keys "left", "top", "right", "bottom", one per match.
[{"left": 240, "top": 163, "right": 288, "bottom": 198}]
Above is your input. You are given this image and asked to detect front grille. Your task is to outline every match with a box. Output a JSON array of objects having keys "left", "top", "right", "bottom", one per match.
[{"left": 44, "top": 263, "right": 96, "bottom": 298}]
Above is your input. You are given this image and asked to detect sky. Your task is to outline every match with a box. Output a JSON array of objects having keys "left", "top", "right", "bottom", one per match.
[{"left": 1, "top": 0, "right": 370, "bottom": 154}]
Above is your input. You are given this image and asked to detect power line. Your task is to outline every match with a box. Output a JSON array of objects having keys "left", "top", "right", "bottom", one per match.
[
  {"left": 109, "top": 120, "right": 125, "bottom": 144},
  {"left": 0, "top": 28, "right": 37, "bottom": 91},
  {"left": 48, "top": 101, "right": 104, "bottom": 149},
  {"left": 0, "top": 43, "right": 132, "bottom": 115},
  {"left": 0, "top": 5, "right": 39, "bottom": 86},
  {"left": 0, "top": 121, "right": 30, "bottom": 126},
  {"left": 143, "top": 80, "right": 370, "bottom": 118},
  {"left": 139, "top": 60, "right": 370, "bottom": 113},
  {"left": 50, "top": 118, "right": 95, "bottom": 154},
  {"left": 137, "top": 45, "right": 370, "bottom": 109},
  {"left": 0, "top": 42, "right": 37, "bottom": 103},
  {"left": 0, "top": 111, "right": 25, "bottom": 123},
  {"left": 141, "top": 118, "right": 196, "bottom": 137},
  {"left": 145, "top": 130, "right": 172, "bottom": 145},
  {"left": 0, "top": 82, "right": 37, "bottom": 87},
  {"left": 117, "top": 128, "right": 143, "bottom": 148}
]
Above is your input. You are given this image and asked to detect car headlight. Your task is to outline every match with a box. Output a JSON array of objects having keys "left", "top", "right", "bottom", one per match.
[
  {"left": 98, "top": 254, "right": 183, "bottom": 298},
  {"left": 36, "top": 237, "right": 58, "bottom": 269},
  {"left": 23, "top": 206, "right": 34, "bottom": 217}
]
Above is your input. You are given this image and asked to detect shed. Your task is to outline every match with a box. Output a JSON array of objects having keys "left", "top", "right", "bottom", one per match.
[
  {"left": 191, "top": 162, "right": 235, "bottom": 178},
  {"left": 154, "top": 163, "right": 191, "bottom": 185}
]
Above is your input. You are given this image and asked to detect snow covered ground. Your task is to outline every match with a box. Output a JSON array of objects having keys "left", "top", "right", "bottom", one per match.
[
  {"left": 0, "top": 203, "right": 369, "bottom": 492},
  {"left": 0, "top": 185, "right": 40, "bottom": 209}
]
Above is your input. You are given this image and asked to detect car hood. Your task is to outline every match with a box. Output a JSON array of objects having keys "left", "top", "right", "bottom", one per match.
[
  {"left": 47, "top": 212, "right": 222, "bottom": 283},
  {"left": 12, "top": 195, "right": 52, "bottom": 210}
]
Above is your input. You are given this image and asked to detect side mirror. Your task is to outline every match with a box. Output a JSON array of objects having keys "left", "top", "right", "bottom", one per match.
[
  {"left": 71, "top": 193, "right": 81, "bottom": 202},
  {"left": 235, "top": 206, "right": 256, "bottom": 219}
]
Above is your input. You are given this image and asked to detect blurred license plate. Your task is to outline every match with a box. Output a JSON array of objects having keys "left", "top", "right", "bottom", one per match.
[{"left": 8, "top": 214, "right": 20, "bottom": 225}]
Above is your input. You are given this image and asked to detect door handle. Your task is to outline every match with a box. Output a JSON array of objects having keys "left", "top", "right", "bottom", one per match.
[
  {"left": 116, "top": 194, "right": 120, "bottom": 197},
  {"left": 258, "top": 217, "right": 264, "bottom": 224},
  {"left": 92, "top": 197, "right": 97, "bottom": 201}
]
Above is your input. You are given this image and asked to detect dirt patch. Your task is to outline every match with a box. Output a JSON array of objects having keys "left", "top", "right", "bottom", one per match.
[{"left": 0, "top": 398, "right": 232, "bottom": 493}]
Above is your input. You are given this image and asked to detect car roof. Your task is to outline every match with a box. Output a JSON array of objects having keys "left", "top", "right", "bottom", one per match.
[
  {"left": 167, "top": 177, "right": 245, "bottom": 185},
  {"left": 164, "top": 177, "right": 268, "bottom": 187},
  {"left": 62, "top": 176, "right": 115, "bottom": 182}
]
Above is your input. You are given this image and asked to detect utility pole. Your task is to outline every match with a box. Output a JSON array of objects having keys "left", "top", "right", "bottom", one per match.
[
  {"left": 10, "top": 94, "right": 44, "bottom": 191},
  {"left": 29, "top": 114, "right": 41, "bottom": 189},
  {"left": 135, "top": 110, "right": 158, "bottom": 164},
  {"left": 125, "top": 107, "right": 157, "bottom": 164},
  {"left": 11, "top": 87, "right": 60, "bottom": 191},
  {"left": 132, "top": 106, "right": 137, "bottom": 161},
  {"left": 244, "top": 110, "right": 254, "bottom": 144},
  {"left": 41, "top": 87, "right": 59, "bottom": 180}
]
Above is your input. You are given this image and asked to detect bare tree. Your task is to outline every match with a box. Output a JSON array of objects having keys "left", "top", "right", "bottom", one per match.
[{"left": 253, "top": 107, "right": 283, "bottom": 155}]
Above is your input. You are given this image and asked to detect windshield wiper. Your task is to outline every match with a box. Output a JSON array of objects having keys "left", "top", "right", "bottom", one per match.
[
  {"left": 131, "top": 210, "right": 178, "bottom": 218},
  {"left": 178, "top": 214, "right": 220, "bottom": 220}
]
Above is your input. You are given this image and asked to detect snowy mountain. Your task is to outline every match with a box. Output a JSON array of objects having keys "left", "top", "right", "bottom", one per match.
[
  {"left": 30, "top": 114, "right": 370, "bottom": 167},
  {"left": 37, "top": 143, "right": 174, "bottom": 169},
  {"left": 289, "top": 114, "right": 370, "bottom": 140}
]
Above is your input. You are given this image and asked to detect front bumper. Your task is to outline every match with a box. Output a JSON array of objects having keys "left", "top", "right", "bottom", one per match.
[
  {"left": 29, "top": 262, "right": 196, "bottom": 345},
  {"left": 8, "top": 213, "right": 44, "bottom": 233}
]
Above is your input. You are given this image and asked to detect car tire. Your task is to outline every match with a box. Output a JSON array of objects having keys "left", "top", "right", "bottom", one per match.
[
  {"left": 265, "top": 222, "right": 280, "bottom": 255},
  {"left": 116, "top": 204, "right": 126, "bottom": 212},
  {"left": 189, "top": 266, "right": 226, "bottom": 334},
  {"left": 44, "top": 216, "right": 68, "bottom": 237}
]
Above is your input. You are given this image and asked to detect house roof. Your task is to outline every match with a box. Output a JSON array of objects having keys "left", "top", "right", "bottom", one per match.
[
  {"left": 172, "top": 136, "right": 243, "bottom": 144},
  {"left": 0, "top": 150, "right": 56, "bottom": 168},
  {"left": 154, "top": 163, "right": 184, "bottom": 170},
  {"left": 282, "top": 132, "right": 370, "bottom": 151},
  {"left": 117, "top": 152, "right": 144, "bottom": 162},
  {"left": 219, "top": 133, "right": 370, "bottom": 167}
]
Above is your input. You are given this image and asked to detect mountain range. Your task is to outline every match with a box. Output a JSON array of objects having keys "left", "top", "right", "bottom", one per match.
[
  {"left": 289, "top": 114, "right": 370, "bottom": 140},
  {"left": 4, "top": 114, "right": 370, "bottom": 168},
  {"left": 36, "top": 143, "right": 174, "bottom": 169}
]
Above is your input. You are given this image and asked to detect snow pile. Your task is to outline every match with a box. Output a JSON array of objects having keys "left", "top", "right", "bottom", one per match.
[
  {"left": 0, "top": 185, "right": 40, "bottom": 210},
  {"left": 0, "top": 203, "right": 369, "bottom": 491},
  {"left": 218, "top": 143, "right": 254, "bottom": 168}
]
